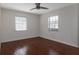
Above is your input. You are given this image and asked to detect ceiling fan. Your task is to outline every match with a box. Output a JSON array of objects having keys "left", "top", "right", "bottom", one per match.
[{"left": 30, "top": 3, "right": 48, "bottom": 10}]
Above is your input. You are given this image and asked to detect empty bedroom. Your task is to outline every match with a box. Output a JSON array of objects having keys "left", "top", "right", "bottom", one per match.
[{"left": 0, "top": 3, "right": 79, "bottom": 55}]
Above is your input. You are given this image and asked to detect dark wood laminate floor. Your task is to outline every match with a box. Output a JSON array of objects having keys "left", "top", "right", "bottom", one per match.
[{"left": 1, "top": 37, "right": 79, "bottom": 55}]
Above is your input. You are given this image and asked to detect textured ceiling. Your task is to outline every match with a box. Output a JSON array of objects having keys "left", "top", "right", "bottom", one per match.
[{"left": 0, "top": 3, "right": 75, "bottom": 14}]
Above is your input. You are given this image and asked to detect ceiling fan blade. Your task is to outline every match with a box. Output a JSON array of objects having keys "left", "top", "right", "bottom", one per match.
[
  {"left": 40, "top": 7, "right": 48, "bottom": 9},
  {"left": 30, "top": 8, "right": 36, "bottom": 11}
]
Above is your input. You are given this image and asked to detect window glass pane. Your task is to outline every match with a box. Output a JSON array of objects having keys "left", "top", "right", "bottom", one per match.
[
  {"left": 50, "top": 24, "right": 54, "bottom": 28},
  {"left": 48, "top": 16, "right": 59, "bottom": 31},
  {"left": 15, "top": 16, "right": 27, "bottom": 31},
  {"left": 55, "top": 24, "right": 58, "bottom": 29},
  {"left": 55, "top": 16, "right": 58, "bottom": 21},
  {"left": 52, "top": 17, "right": 56, "bottom": 21}
]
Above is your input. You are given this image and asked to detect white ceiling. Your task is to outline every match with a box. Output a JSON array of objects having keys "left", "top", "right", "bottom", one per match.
[{"left": 0, "top": 3, "right": 75, "bottom": 15}]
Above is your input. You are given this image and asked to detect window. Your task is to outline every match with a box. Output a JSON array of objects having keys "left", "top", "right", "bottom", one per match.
[
  {"left": 15, "top": 16, "right": 27, "bottom": 31},
  {"left": 48, "top": 16, "right": 59, "bottom": 31}
]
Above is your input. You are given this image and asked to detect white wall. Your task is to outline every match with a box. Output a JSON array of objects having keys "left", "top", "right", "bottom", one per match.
[
  {"left": 77, "top": 4, "right": 79, "bottom": 47},
  {"left": 40, "top": 4, "right": 79, "bottom": 47},
  {"left": 0, "top": 7, "right": 2, "bottom": 43},
  {"left": 0, "top": 7, "right": 2, "bottom": 49},
  {"left": 1, "top": 8, "right": 40, "bottom": 42}
]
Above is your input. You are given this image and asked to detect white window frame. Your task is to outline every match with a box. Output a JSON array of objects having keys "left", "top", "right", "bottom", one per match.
[
  {"left": 48, "top": 16, "right": 59, "bottom": 31},
  {"left": 15, "top": 16, "right": 27, "bottom": 31}
]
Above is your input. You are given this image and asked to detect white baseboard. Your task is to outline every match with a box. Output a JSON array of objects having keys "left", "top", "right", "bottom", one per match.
[
  {"left": 2, "top": 35, "right": 79, "bottom": 48},
  {"left": 1, "top": 36, "right": 39, "bottom": 43},
  {"left": 40, "top": 36, "right": 79, "bottom": 48}
]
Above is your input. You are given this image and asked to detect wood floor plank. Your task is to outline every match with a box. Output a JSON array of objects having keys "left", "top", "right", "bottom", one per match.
[{"left": 1, "top": 37, "right": 79, "bottom": 55}]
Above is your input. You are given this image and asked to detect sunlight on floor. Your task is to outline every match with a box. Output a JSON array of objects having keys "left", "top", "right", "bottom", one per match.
[{"left": 14, "top": 46, "right": 28, "bottom": 55}]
